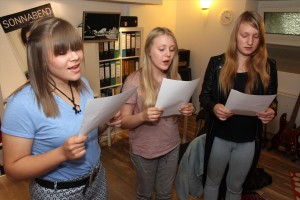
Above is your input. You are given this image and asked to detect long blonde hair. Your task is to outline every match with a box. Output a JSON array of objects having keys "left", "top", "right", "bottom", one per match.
[
  {"left": 219, "top": 11, "right": 270, "bottom": 96},
  {"left": 140, "top": 27, "right": 179, "bottom": 109},
  {"left": 24, "top": 17, "right": 85, "bottom": 117}
]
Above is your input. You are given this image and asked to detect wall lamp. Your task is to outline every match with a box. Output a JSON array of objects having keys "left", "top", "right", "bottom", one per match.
[{"left": 200, "top": 0, "right": 213, "bottom": 10}]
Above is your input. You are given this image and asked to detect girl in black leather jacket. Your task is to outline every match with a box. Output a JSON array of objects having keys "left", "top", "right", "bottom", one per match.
[{"left": 200, "top": 11, "right": 278, "bottom": 200}]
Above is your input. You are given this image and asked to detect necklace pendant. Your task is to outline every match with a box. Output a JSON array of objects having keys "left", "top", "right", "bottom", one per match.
[
  {"left": 49, "top": 81, "right": 81, "bottom": 115},
  {"left": 73, "top": 105, "right": 81, "bottom": 114}
]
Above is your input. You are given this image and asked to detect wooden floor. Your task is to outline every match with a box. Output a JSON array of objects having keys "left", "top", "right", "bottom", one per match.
[{"left": 0, "top": 114, "right": 300, "bottom": 200}]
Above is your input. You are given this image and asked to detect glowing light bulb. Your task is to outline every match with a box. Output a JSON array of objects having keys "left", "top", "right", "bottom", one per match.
[{"left": 200, "top": 0, "right": 213, "bottom": 10}]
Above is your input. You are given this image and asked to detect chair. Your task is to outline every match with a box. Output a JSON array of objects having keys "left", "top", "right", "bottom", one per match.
[{"left": 194, "top": 107, "right": 209, "bottom": 137}]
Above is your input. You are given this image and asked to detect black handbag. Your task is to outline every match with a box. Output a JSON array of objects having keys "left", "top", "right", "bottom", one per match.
[{"left": 244, "top": 168, "right": 272, "bottom": 191}]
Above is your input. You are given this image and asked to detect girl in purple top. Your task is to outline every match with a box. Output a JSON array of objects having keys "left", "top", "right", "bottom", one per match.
[{"left": 120, "top": 27, "right": 194, "bottom": 200}]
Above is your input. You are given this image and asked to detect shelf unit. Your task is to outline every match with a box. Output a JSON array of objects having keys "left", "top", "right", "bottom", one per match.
[
  {"left": 83, "top": 27, "right": 143, "bottom": 98},
  {"left": 83, "top": 27, "right": 143, "bottom": 146}
]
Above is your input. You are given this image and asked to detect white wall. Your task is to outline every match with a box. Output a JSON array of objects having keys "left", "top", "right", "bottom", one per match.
[
  {"left": 129, "top": 0, "right": 177, "bottom": 44},
  {"left": 175, "top": 0, "right": 248, "bottom": 112},
  {"left": 271, "top": 71, "right": 300, "bottom": 134},
  {"left": 0, "top": 0, "right": 132, "bottom": 100},
  {"left": 0, "top": 0, "right": 299, "bottom": 134}
]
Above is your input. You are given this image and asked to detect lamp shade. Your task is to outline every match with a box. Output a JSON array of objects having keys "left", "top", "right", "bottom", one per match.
[{"left": 200, "top": 0, "right": 213, "bottom": 10}]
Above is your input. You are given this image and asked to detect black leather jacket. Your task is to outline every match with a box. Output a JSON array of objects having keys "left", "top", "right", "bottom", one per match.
[
  {"left": 200, "top": 53, "right": 278, "bottom": 136},
  {"left": 199, "top": 53, "right": 278, "bottom": 192},
  {"left": 200, "top": 53, "right": 278, "bottom": 115}
]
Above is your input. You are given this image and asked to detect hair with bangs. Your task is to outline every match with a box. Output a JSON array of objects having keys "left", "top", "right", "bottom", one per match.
[
  {"left": 25, "top": 17, "right": 85, "bottom": 117},
  {"left": 219, "top": 11, "right": 270, "bottom": 96},
  {"left": 140, "top": 27, "right": 179, "bottom": 109}
]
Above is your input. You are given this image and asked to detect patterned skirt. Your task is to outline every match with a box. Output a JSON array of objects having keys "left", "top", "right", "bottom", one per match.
[{"left": 29, "top": 162, "right": 107, "bottom": 200}]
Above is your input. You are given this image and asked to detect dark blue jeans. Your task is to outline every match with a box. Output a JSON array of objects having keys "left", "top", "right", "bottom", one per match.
[{"left": 130, "top": 146, "right": 179, "bottom": 200}]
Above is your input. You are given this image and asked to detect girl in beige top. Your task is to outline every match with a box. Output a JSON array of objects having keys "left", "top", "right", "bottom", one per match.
[{"left": 121, "top": 27, "right": 194, "bottom": 200}]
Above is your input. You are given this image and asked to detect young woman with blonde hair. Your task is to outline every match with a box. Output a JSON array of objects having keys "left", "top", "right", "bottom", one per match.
[{"left": 121, "top": 27, "right": 194, "bottom": 199}]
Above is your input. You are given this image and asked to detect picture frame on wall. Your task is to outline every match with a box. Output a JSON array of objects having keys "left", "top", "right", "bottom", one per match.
[{"left": 82, "top": 11, "right": 121, "bottom": 42}]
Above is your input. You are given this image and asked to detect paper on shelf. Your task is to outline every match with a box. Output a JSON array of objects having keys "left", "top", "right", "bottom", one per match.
[
  {"left": 225, "top": 89, "right": 276, "bottom": 116},
  {"left": 78, "top": 87, "right": 137, "bottom": 135},
  {"left": 155, "top": 78, "right": 200, "bottom": 117}
]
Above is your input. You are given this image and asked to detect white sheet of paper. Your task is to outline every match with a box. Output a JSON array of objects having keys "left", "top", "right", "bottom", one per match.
[
  {"left": 78, "top": 87, "right": 137, "bottom": 135},
  {"left": 225, "top": 89, "right": 276, "bottom": 116},
  {"left": 155, "top": 78, "right": 200, "bottom": 117}
]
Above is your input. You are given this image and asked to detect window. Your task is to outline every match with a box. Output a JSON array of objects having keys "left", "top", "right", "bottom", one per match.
[{"left": 265, "top": 12, "right": 300, "bottom": 36}]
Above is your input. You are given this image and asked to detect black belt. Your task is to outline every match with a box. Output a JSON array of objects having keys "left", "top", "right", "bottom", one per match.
[
  {"left": 35, "top": 176, "right": 89, "bottom": 190},
  {"left": 35, "top": 165, "right": 100, "bottom": 191}
]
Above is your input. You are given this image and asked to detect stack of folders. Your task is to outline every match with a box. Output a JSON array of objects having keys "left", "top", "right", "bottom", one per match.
[
  {"left": 122, "top": 58, "right": 139, "bottom": 82},
  {"left": 99, "top": 60, "right": 122, "bottom": 88},
  {"left": 100, "top": 87, "right": 121, "bottom": 97},
  {"left": 99, "top": 40, "right": 120, "bottom": 60},
  {"left": 121, "top": 31, "right": 141, "bottom": 57}
]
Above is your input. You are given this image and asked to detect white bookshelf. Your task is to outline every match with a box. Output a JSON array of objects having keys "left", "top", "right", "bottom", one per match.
[{"left": 83, "top": 27, "right": 143, "bottom": 146}]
